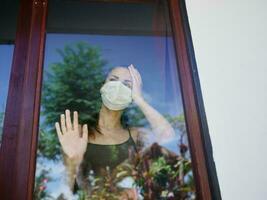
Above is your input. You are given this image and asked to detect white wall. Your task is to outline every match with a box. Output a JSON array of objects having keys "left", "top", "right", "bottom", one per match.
[{"left": 185, "top": 0, "right": 267, "bottom": 199}]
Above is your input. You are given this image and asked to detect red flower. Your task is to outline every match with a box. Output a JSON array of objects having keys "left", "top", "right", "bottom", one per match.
[
  {"left": 39, "top": 185, "right": 46, "bottom": 191},
  {"left": 42, "top": 178, "right": 48, "bottom": 183}
]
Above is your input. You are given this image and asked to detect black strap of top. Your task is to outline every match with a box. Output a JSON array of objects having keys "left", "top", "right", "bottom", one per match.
[{"left": 127, "top": 127, "right": 138, "bottom": 153}]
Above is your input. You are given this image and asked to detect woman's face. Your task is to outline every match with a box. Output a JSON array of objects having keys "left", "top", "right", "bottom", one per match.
[{"left": 105, "top": 66, "right": 133, "bottom": 89}]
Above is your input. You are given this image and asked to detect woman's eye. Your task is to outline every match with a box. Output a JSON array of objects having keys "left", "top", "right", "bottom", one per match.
[
  {"left": 124, "top": 83, "right": 132, "bottom": 89},
  {"left": 109, "top": 78, "right": 116, "bottom": 81}
]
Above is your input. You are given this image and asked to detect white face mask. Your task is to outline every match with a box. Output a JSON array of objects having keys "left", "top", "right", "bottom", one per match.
[{"left": 100, "top": 81, "right": 132, "bottom": 111}]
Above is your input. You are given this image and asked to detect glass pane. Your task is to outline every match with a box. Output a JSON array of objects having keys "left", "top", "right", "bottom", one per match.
[
  {"left": 35, "top": 1, "right": 196, "bottom": 199},
  {"left": 0, "top": 0, "right": 20, "bottom": 146}
]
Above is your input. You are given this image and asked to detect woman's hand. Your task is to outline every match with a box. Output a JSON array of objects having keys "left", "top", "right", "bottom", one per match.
[
  {"left": 55, "top": 109, "right": 88, "bottom": 164},
  {"left": 128, "top": 64, "right": 144, "bottom": 105}
]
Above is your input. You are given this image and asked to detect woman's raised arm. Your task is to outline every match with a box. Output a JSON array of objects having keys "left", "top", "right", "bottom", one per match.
[{"left": 128, "top": 65, "right": 176, "bottom": 144}]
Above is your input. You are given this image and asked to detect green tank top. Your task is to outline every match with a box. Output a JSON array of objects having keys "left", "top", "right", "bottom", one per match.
[{"left": 80, "top": 127, "right": 138, "bottom": 177}]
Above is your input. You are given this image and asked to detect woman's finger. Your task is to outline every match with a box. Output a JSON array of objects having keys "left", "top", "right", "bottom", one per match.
[
  {"left": 73, "top": 111, "right": 79, "bottom": 132},
  {"left": 128, "top": 66, "right": 134, "bottom": 82},
  {"left": 55, "top": 122, "right": 62, "bottom": 141},
  {"left": 82, "top": 124, "right": 88, "bottom": 141},
  {"left": 60, "top": 114, "right": 67, "bottom": 134},
  {"left": 128, "top": 65, "right": 137, "bottom": 84},
  {"left": 134, "top": 70, "right": 142, "bottom": 85},
  {"left": 65, "top": 109, "right": 73, "bottom": 131},
  {"left": 132, "top": 65, "right": 142, "bottom": 85},
  {"left": 130, "top": 65, "right": 141, "bottom": 85}
]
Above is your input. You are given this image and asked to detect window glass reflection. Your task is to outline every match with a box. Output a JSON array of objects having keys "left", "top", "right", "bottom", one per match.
[
  {"left": 0, "top": 45, "right": 14, "bottom": 145},
  {"left": 0, "top": 0, "right": 19, "bottom": 146},
  {"left": 35, "top": 1, "right": 196, "bottom": 199}
]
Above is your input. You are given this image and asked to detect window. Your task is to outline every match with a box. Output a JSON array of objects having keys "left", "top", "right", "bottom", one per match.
[
  {"left": 0, "top": 1, "right": 220, "bottom": 200},
  {"left": 34, "top": 1, "right": 197, "bottom": 199}
]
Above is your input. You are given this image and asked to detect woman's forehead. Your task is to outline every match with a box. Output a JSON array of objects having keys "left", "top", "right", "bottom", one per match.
[{"left": 108, "top": 67, "right": 131, "bottom": 80}]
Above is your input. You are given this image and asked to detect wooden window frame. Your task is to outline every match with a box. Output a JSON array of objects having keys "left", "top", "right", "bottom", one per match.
[{"left": 0, "top": 0, "right": 221, "bottom": 199}]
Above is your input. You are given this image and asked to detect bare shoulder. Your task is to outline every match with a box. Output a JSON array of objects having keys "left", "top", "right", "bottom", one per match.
[{"left": 130, "top": 127, "right": 149, "bottom": 142}]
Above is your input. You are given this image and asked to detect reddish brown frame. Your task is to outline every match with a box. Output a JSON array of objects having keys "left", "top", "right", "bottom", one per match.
[{"left": 0, "top": 0, "right": 220, "bottom": 199}]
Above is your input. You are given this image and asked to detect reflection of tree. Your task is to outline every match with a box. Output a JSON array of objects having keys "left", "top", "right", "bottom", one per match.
[
  {"left": 39, "top": 42, "right": 107, "bottom": 159},
  {"left": 73, "top": 114, "right": 195, "bottom": 200},
  {"left": 74, "top": 141, "right": 195, "bottom": 200},
  {"left": 33, "top": 169, "right": 53, "bottom": 200},
  {"left": 165, "top": 114, "right": 190, "bottom": 157},
  {"left": 133, "top": 142, "right": 195, "bottom": 199},
  {"left": 128, "top": 114, "right": 195, "bottom": 199},
  {"left": 37, "top": 42, "right": 195, "bottom": 199}
]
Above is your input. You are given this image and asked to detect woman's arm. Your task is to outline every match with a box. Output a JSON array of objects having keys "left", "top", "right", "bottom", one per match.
[
  {"left": 61, "top": 149, "right": 82, "bottom": 192},
  {"left": 134, "top": 97, "right": 175, "bottom": 143},
  {"left": 128, "top": 65, "right": 175, "bottom": 144},
  {"left": 55, "top": 109, "right": 88, "bottom": 192}
]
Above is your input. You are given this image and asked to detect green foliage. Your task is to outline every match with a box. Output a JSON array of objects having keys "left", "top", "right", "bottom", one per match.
[
  {"left": 164, "top": 113, "right": 186, "bottom": 135},
  {"left": 34, "top": 169, "right": 53, "bottom": 200},
  {"left": 39, "top": 42, "right": 107, "bottom": 159},
  {"left": 133, "top": 148, "right": 195, "bottom": 200},
  {"left": 150, "top": 156, "right": 173, "bottom": 186},
  {"left": 78, "top": 143, "right": 195, "bottom": 200},
  {"left": 77, "top": 162, "right": 135, "bottom": 199}
]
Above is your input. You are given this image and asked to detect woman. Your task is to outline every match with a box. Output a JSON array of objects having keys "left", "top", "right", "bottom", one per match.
[{"left": 55, "top": 64, "right": 176, "bottom": 199}]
